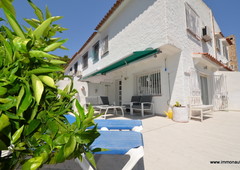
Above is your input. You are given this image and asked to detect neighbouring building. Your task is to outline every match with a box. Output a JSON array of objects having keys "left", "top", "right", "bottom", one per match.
[
  {"left": 227, "top": 35, "right": 238, "bottom": 71},
  {"left": 60, "top": 0, "right": 237, "bottom": 115}
]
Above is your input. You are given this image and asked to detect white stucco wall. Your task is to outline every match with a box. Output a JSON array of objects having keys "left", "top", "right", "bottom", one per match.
[
  {"left": 62, "top": 0, "right": 232, "bottom": 114},
  {"left": 217, "top": 71, "right": 240, "bottom": 111}
]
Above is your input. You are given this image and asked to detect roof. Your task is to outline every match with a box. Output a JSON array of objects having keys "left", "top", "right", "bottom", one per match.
[
  {"left": 65, "top": 32, "right": 97, "bottom": 69},
  {"left": 65, "top": 0, "right": 125, "bottom": 69},
  {"left": 95, "top": 0, "right": 125, "bottom": 30},
  {"left": 193, "top": 53, "right": 233, "bottom": 71}
]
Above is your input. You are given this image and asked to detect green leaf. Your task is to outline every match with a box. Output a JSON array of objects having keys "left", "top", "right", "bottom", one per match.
[
  {"left": 0, "top": 0, "right": 16, "bottom": 17},
  {"left": 41, "top": 134, "right": 53, "bottom": 148},
  {"left": 85, "top": 151, "right": 97, "bottom": 168},
  {"left": 0, "top": 114, "right": 10, "bottom": 131},
  {"left": 13, "top": 37, "right": 31, "bottom": 53},
  {"left": 0, "top": 34, "right": 13, "bottom": 63},
  {"left": 17, "top": 83, "right": 32, "bottom": 116},
  {"left": 63, "top": 135, "right": 76, "bottom": 159},
  {"left": 31, "top": 74, "right": 44, "bottom": 105},
  {"left": 3, "top": 7, "right": 25, "bottom": 38},
  {"left": 48, "top": 59, "right": 66, "bottom": 65},
  {"left": 0, "top": 96, "right": 17, "bottom": 111},
  {"left": 54, "top": 133, "right": 70, "bottom": 145},
  {"left": 24, "top": 18, "right": 39, "bottom": 28},
  {"left": 43, "top": 39, "right": 67, "bottom": 52},
  {"left": 11, "top": 125, "right": 24, "bottom": 144},
  {"left": 59, "top": 45, "right": 69, "bottom": 50},
  {"left": 22, "top": 156, "right": 43, "bottom": 170},
  {"left": 29, "top": 50, "right": 59, "bottom": 59},
  {"left": 28, "top": 0, "right": 44, "bottom": 22},
  {"left": 75, "top": 100, "right": 85, "bottom": 121},
  {"left": 16, "top": 85, "right": 25, "bottom": 109},
  {"left": 0, "top": 86, "right": 7, "bottom": 96},
  {"left": 33, "top": 17, "right": 52, "bottom": 39},
  {"left": 28, "top": 67, "right": 63, "bottom": 74},
  {"left": 3, "top": 25, "right": 14, "bottom": 40},
  {"left": 38, "top": 75, "right": 56, "bottom": 88},
  {"left": 51, "top": 16, "right": 63, "bottom": 22},
  {"left": 26, "top": 119, "right": 41, "bottom": 136},
  {"left": 45, "top": 6, "right": 52, "bottom": 19}
]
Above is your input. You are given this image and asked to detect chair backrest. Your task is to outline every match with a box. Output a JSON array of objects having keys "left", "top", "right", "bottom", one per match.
[
  {"left": 189, "top": 96, "right": 203, "bottom": 106},
  {"left": 140, "top": 96, "right": 152, "bottom": 103},
  {"left": 131, "top": 96, "right": 141, "bottom": 103},
  {"left": 100, "top": 96, "right": 110, "bottom": 105}
]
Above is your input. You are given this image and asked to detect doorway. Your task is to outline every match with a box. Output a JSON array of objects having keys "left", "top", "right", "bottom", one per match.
[{"left": 200, "top": 75, "right": 209, "bottom": 105}]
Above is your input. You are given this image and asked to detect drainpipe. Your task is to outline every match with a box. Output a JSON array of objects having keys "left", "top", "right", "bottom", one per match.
[{"left": 210, "top": 9, "right": 217, "bottom": 61}]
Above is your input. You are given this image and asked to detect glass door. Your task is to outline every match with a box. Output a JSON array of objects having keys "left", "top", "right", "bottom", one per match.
[{"left": 200, "top": 75, "right": 209, "bottom": 105}]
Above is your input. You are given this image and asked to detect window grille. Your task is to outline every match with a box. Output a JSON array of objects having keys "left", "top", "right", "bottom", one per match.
[{"left": 137, "top": 70, "right": 161, "bottom": 95}]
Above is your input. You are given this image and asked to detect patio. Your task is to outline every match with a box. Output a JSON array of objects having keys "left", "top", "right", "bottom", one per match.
[{"left": 41, "top": 110, "right": 240, "bottom": 170}]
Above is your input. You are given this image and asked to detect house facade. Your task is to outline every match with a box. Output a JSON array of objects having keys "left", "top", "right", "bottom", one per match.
[{"left": 62, "top": 0, "right": 234, "bottom": 115}]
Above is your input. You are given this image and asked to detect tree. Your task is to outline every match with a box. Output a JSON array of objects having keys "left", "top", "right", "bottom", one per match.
[{"left": 0, "top": 0, "right": 100, "bottom": 169}]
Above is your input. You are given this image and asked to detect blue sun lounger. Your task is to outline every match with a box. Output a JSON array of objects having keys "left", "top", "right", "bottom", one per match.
[
  {"left": 65, "top": 114, "right": 143, "bottom": 131},
  {"left": 65, "top": 115, "right": 144, "bottom": 170},
  {"left": 76, "top": 130, "right": 144, "bottom": 170}
]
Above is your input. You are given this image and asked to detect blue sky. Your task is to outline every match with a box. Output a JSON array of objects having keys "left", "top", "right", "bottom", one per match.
[{"left": 1, "top": 0, "right": 239, "bottom": 66}]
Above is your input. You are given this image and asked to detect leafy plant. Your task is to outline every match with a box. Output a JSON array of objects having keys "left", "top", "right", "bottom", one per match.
[
  {"left": 0, "top": 0, "right": 99, "bottom": 169},
  {"left": 173, "top": 101, "right": 182, "bottom": 107}
]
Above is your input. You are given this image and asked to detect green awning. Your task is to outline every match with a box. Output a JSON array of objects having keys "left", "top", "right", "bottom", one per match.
[{"left": 83, "top": 48, "right": 160, "bottom": 79}]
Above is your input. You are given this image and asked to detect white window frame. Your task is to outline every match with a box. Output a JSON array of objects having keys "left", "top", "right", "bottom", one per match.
[
  {"left": 92, "top": 41, "right": 99, "bottom": 63},
  {"left": 74, "top": 62, "right": 78, "bottom": 74},
  {"left": 82, "top": 52, "right": 88, "bottom": 70},
  {"left": 222, "top": 43, "right": 228, "bottom": 59},
  {"left": 101, "top": 35, "right": 109, "bottom": 56},
  {"left": 185, "top": 3, "right": 201, "bottom": 39},
  {"left": 215, "top": 37, "right": 221, "bottom": 53},
  {"left": 136, "top": 70, "right": 161, "bottom": 96}
]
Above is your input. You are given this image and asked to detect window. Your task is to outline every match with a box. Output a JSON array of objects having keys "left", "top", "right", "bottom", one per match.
[
  {"left": 101, "top": 36, "right": 108, "bottom": 56},
  {"left": 223, "top": 44, "right": 228, "bottom": 59},
  {"left": 82, "top": 52, "right": 88, "bottom": 69},
  {"left": 185, "top": 3, "right": 200, "bottom": 39},
  {"left": 93, "top": 41, "right": 99, "bottom": 62},
  {"left": 137, "top": 70, "right": 161, "bottom": 95},
  {"left": 74, "top": 62, "right": 78, "bottom": 74},
  {"left": 215, "top": 37, "right": 221, "bottom": 53}
]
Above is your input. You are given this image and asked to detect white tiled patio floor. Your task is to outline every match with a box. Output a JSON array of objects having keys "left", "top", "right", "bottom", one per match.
[
  {"left": 41, "top": 111, "right": 240, "bottom": 170},
  {"left": 120, "top": 111, "right": 240, "bottom": 170}
]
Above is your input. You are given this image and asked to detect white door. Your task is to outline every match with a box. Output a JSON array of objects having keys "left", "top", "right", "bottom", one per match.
[{"left": 200, "top": 75, "right": 209, "bottom": 105}]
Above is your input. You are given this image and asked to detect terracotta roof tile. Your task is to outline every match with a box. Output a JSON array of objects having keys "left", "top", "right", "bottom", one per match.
[
  {"left": 95, "top": 0, "right": 125, "bottom": 30},
  {"left": 193, "top": 53, "right": 233, "bottom": 71}
]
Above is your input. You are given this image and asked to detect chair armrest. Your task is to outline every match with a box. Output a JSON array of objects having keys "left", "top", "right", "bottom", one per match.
[
  {"left": 130, "top": 102, "right": 140, "bottom": 107},
  {"left": 141, "top": 102, "right": 153, "bottom": 105}
]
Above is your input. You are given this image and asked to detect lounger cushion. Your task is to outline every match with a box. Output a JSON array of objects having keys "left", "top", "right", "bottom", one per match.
[
  {"left": 93, "top": 119, "right": 142, "bottom": 130},
  {"left": 140, "top": 96, "right": 152, "bottom": 102},
  {"left": 131, "top": 96, "right": 141, "bottom": 102},
  {"left": 91, "top": 131, "right": 143, "bottom": 155},
  {"left": 100, "top": 96, "right": 110, "bottom": 105}
]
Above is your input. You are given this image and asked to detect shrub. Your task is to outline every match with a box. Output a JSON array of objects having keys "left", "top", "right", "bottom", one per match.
[{"left": 0, "top": 0, "right": 99, "bottom": 169}]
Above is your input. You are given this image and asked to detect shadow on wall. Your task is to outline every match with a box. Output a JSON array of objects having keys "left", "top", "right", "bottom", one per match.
[{"left": 108, "top": 0, "right": 157, "bottom": 42}]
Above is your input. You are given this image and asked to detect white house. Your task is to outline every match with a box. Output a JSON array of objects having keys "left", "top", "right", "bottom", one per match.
[{"left": 61, "top": 0, "right": 234, "bottom": 115}]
